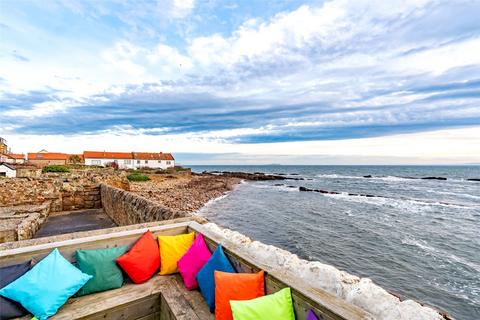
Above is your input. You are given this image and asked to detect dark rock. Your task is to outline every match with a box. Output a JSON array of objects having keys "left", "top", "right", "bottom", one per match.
[
  {"left": 363, "top": 175, "right": 373, "bottom": 178},
  {"left": 299, "top": 186, "right": 312, "bottom": 192},
  {"left": 467, "top": 178, "right": 480, "bottom": 182},
  {"left": 217, "top": 171, "right": 290, "bottom": 181},
  {"left": 421, "top": 177, "right": 447, "bottom": 180}
]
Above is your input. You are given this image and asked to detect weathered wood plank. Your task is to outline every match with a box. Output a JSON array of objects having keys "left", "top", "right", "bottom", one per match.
[
  {"left": 50, "top": 275, "right": 167, "bottom": 319},
  {"left": 160, "top": 277, "right": 202, "bottom": 320},
  {"left": 170, "top": 275, "right": 214, "bottom": 320}
]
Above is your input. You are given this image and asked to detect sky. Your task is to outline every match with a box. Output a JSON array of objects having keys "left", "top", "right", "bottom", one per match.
[{"left": 0, "top": 0, "right": 479, "bottom": 165}]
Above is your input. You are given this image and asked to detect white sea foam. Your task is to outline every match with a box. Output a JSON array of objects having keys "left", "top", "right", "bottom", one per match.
[
  {"left": 402, "top": 237, "right": 480, "bottom": 273},
  {"left": 202, "top": 223, "right": 443, "bottom": 320},
  {"left": 323, "top": 192, "right": 477, "bottom": 210}
]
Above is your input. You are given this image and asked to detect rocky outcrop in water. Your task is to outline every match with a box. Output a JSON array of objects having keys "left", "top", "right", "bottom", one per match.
[
  {"left": 204, "top": 171, "right": 304, "bottom": 181},
  {"left": 467, "top": 178, "right": 480, "bottom": 182}
]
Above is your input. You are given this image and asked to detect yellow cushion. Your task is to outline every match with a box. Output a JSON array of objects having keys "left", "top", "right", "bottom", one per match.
[{"left": 158, "top": 232, "right": 195, "bottom": 275}]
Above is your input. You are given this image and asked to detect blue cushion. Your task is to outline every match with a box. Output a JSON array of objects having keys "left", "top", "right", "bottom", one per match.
[
  {"left": 0, "top": 261, "right": 31, "bottom": 320},
  {"left": 196, "top": 245, "right": 235, "bottom": 312},
  {"left": 0, "top": 249, "right": 92, "bottom": 320}
]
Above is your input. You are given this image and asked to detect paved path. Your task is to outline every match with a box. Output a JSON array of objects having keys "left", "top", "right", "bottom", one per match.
[{"left": 34, "top": 209, "right": 117, "bottom": 238}]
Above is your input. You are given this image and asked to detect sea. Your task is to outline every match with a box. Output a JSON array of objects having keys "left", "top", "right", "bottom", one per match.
[{"left": 189, "top": 165, "right": 480, "bottom": 320}]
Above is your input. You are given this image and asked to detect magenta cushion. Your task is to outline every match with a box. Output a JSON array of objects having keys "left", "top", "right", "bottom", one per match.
[{"left": 177, "top": 233, "right": 212, "bottom": 290}]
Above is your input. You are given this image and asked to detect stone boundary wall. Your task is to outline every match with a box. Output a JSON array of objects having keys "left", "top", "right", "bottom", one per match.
[
  {"left": 0, "top": 179, "right": 63, "bottom": 211},
  {"left": 100, "top": 184, "right": 188, "bottom": 226},
  {"left": 0, "top": 169, "right": 129, "bottom": 212}
]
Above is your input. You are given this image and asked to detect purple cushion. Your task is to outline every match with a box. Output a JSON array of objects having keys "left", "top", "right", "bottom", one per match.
[{"left": 307, "top": 309, "right": 319, "bottom": 320}]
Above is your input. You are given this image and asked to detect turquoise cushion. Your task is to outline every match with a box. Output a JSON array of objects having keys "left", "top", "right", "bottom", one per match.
[
  {"left": 196, "top": 245, "right": 235, "bottom": 312},
  {"left": 230, "top": 287, "right": 295, "bottom": 320},
  {"left": 75, "top": 246, "right": 129, "bottom": 296},
  {"left": 0, "top": 249, "right": 92, "bottom": 320}
]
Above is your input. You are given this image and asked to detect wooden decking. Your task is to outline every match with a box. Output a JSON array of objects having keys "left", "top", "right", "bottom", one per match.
[{"left": 1, "top": 219, "right": 373, "bottom": 320}]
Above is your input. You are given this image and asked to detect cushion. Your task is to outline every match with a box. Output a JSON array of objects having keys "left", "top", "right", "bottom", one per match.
[
  {"left": 230, "top": 287, "right": 295, "bottom": 320},
  {"left": 158, "top": 232, "right": 195, "bottom": 275},
  {"left": 215, "top": 271, "right": 265, "bottom": 320},
  {"left": 75, "top": 246, "right": 129, "bottom": 296},
  {"left": 307, "top": 309, "right": 319, "bottom": 320},
  {"left": 177, "top": 233, "right": 212, "bottom": 290},
  {"left": 196, "top": 245, "right": 236, "bottom": 312},
  {"left": 0, "top": 261, "right": 31, "bottom": 320},
  {"left": 0, "top": 249, "right": 92, "bottom": 320},
  {"left": 116, "top": 230, "right": 160, "bottom": 284}
]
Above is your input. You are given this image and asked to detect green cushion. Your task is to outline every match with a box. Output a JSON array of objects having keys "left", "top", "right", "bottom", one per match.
[
  {"left": 75, "top": 246, "right": 129, "bottom": 296},
  {"left": 230, "top": 287, "right": 295, "bottom": 320}
]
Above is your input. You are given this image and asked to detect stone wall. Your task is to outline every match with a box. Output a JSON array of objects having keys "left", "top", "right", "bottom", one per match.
[
  {"left": 101, "top": 184, "right": 188, "bottom": 226},
  {"left": 0, "top": 179, "right": 63, "bottom": 211},
  {"left": 0, "top": 204, "right": 50, "bottom": 243},
  {"left": 0, "top": 169, "right": 129, "bottom": 212},
  {"left": 16, "top": 167, "right": 42, "bottom": 178}
]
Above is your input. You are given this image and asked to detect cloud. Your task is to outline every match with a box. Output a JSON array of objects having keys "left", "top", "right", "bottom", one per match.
[
  {"left": 11, "top": 51, "right": 29, "bottom": 62},
  {"left": 171, "top": 0, "right": 196, "bottom": 18},
  {"left": 1, "top": 0, "right": 480, "bottom": 163}
]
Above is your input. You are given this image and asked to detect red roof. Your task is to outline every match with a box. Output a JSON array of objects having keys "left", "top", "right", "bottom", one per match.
[
  {"left": 1, "top": 153, "right": 25, "bottom": 159},
  {"left": 28, "top": 152, "right": 69, "bottom": 160},
  {"left": 83, "top": 151, "right": 133, "bottom": 159},
  {"left": 133, "top": 152, "right": 174, "bottom": 161}
]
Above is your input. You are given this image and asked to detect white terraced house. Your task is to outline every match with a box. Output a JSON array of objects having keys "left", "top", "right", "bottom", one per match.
[{"left": 83, "top": 151, "right": 175, "bottom": 170}]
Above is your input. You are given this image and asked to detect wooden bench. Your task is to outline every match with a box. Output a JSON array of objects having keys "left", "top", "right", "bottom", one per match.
[
  {"left": 51, "top": 274, "right": 212, "bottom": 320},
  {"left": 2, "top": 220, "right": 372, "bottom": 320}
]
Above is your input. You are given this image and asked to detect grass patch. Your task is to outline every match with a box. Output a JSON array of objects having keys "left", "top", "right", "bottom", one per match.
[
  {"left": 42, "top": 165, "right": 70, "bottom": 173},
  {"left": 127, "top": 172, "right": 151, "bottom": 181}
]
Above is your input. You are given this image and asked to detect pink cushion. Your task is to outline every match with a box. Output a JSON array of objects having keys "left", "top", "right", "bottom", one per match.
[{"left": 177, "top": 233, "right": 212, "bottom": 290}]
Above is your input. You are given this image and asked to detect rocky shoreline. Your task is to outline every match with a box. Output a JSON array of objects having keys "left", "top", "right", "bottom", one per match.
[
  {"left": 130, "top": 171, "right": 300, "bottom": 213},
  {"left": 129, "top": 173, "right": 242, "bottom": 213}
]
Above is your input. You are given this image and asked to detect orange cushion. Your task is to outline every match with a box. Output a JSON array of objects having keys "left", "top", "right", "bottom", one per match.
[{"left": 214, "top": 270, "right": 265, "bottom": 320}]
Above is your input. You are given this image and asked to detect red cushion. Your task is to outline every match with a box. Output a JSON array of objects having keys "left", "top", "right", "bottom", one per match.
[{"left": 116, "top": 230, "right": 160, "bottom": 284}]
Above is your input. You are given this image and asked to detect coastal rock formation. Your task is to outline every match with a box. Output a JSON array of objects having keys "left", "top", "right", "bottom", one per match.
[
  {"left": 130, "top": 174, "right": 241, "bottom": 213},
  {"left": 201, "top": 223, "right": 445, "bottom": 320},
  {"left": 204, "top": 171, "right": 304, "bottom": 181}
]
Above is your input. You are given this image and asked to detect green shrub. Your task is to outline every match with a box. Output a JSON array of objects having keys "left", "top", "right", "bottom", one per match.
[
  {"left": 42, "top": 165, "right": 70, "bottom": 173},
  {"left": 127, "top": 173, "right": 151, "bottom": 181}
]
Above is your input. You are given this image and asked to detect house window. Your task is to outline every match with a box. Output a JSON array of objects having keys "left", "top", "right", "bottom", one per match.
[
  {"left": 145, "top": 160, "right": 148, "bottom": 164},
  {"left": 91, "top": 160, "right": 101, "bottom": 165},
  {"left": 166, "top": 161, "right": 171, "bottom": 165},
  {"left": 137, "top": 160, "right": 140, "bottom": 164},
  {"left": 0, "top": 172, "right": 6, "bottom": 177},
  {"left": 37, "top": 154, "right": 44, "bottom": 158},
  {"left": 124, "top": 159, "right": 131, "bottom": 164},
  {"left": 158, "top": 160, "right": 161, "bottom": 163}
]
